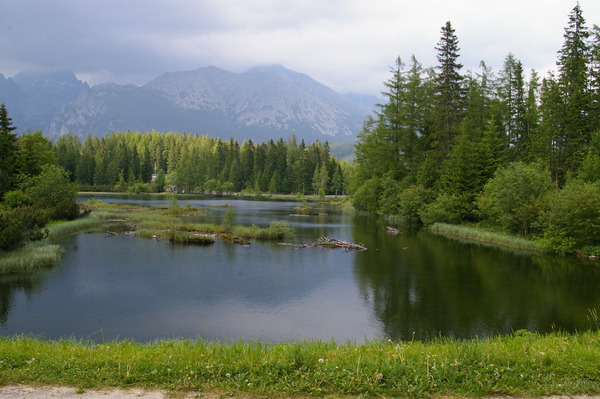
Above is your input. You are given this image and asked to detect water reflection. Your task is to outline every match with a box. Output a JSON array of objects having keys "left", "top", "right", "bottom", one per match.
[
  {"left": 352, "top": 216, "right": 600, "bottom": 340},
  {"left": 1, "top": 197, "right": 600, "bottom": 342}
]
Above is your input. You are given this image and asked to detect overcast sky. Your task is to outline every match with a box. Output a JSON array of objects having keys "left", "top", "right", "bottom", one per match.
[{"left": 1, "top": 0, "right": 599, "bottom": 96}]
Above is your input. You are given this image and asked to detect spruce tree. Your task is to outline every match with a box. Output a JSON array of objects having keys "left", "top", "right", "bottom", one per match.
[
  {"left": 590, "top": 24, "right": 600, "bottom": 133},
  {"left": 433, "top": 21, "right": 465, "bottom": 157},
  {"left": 0, "top": 103, "right": 19, "bottom": 197},
  {"left": 499, "top": 54, "right": 527, "bottom": 160},
  {"left": 555, "top": 3, "right": 591, "bottom": 182}
]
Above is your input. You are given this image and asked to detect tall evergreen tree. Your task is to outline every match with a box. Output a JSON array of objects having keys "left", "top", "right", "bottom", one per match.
[
  {"left": 433, "top": 21, "right": 465, "bottom": 157},
  {"left": 555, "top": 3, "right": 592, "bottom": 181},
  {"left": 0, "top": 104, "right": 19, "bottom": 197},
  {"left": 590, "top": 24, "right": 600, "bottom": 132},
  {"left": 498, "top": 54, "right": 527, "bottom": 159}
]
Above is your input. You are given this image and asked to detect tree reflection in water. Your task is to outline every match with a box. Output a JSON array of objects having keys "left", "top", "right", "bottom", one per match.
[{"left": 352, "top": 216, "right": 600, "bottom": 341}]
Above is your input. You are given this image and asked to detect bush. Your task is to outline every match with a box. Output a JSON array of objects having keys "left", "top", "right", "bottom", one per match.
[
  {"left": 22, "top": 165, "right": 79, "bottom": 220},
  {"left": 419, "top": 193, "right": 472, "bottom": 225},
  {"left": 3, "top": 189, "right": 31, "bottom": 208},
  {"left": 397, "top": 184, "right": 431, "bottom": 222},
  {"left": 477, "top": 162, "right": 553, "bottom": 235},
  {"left": 352, "top": 178, "right": 381, "bottom": 213},
  {"left": 538, "top": 180, "right": 600, "bottom": 251},
  {"left": 0, "top": 207, "right": 50, "bottom": 251},
  {"left": 266, "top": 221, "right": 295, "bottom": 239}
]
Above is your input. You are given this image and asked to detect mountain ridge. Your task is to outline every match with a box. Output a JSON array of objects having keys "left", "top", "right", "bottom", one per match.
[{"left": 0, "top": 65, "right": 378, "bottom": 142}]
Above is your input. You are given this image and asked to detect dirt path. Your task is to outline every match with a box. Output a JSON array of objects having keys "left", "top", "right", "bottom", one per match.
[
  {"left": 2, "top": 385, "right": 600, "bottom": 399},
  {"left": 0, "top": 385, "right": 207, "bottom": 399}
]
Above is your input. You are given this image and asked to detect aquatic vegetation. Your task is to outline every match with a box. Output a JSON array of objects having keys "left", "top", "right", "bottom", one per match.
[
  {"left": 430, "top": 223, "right": 544, "bottom": 252},
  {"left": 0, "top": 243, "right": 63, "bottom": 274},
  {"left": 84, "top": 200, "right": 295, "bottom": 245}
]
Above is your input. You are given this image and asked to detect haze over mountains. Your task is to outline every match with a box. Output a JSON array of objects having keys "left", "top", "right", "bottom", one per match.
[{"left": 0, "top": 65, "right": 378, "bottom": 142}]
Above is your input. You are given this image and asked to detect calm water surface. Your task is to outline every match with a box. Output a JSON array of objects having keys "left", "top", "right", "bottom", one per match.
[{"left": 1, "top": 195, "right": 599, "bottom": 342}]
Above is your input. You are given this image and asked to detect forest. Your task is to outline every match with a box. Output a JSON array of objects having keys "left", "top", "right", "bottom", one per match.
[
  {"left": 351, "top": 4, "right": 600, "bottom": 255},
  {"left": 51, "top": 131, "right": 348, "bottom": 196}
]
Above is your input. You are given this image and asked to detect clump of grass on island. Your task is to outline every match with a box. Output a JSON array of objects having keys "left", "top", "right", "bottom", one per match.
[
  {"left": 0, "top": 243, "right": 63, "bottom": 274},
  {"left": 82, "top": 200, "right": 296, "bottom": 244},
  {"left": 1, "top": 331, "right": 599, "bottom": 397},
  {"left": 430, "top": 223, "right": 544, "bottom": 252}
]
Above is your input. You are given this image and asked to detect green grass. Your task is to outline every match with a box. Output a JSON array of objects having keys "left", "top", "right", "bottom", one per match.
[
  {"left": 137, "top": 229, "right": 216, "bottom": 244},
  {"left": 45, "top": 215, "right": 107, "bottom": 237},
  {"left": 0, "top": 331, "right": 599, "bottom": 397},
  {"left": 82, "top": 200, "right": 295, "bottom": 243},
  {"left": 0, "top": 243, "right": 63, "bottom": 274},
  {"left": 430, "top": 223, "right": 544, "bottom": 252}
]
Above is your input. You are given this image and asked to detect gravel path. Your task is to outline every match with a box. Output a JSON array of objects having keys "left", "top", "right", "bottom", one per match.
[
  {"left": 0, "top": 386, "right": 184, "bottom": 399},
  {"left": 2, "top": 385, "right": 600, "bottom": 399}
]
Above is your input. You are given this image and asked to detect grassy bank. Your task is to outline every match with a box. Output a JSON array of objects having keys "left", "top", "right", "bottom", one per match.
[
  {"left": 1, "top": 332, "right": 599, "bottom": 397},
  {"left": 0, "top": 215, "right": 108, "bottom": 274},
  {"left": 0, "top": 242, "right": 63, "bottom": 273},
  {"left": 430, "top": 223, "right": 545, "bottom": 252}
]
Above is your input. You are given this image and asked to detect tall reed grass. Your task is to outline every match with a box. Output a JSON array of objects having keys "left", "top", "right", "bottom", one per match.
[
  {"left": 0, "top": 243, "right": 63, "bottom": 274},
  {"left": 46, "top": 215, "right": 106, "bottom": 238},
  {"left": 430, "top": 223, "right": 544, "bottom": 252}
]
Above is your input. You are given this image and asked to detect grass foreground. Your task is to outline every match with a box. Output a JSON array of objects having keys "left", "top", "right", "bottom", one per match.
[{"left": 1, "top": 331, "right": 600, "bottom": 398}]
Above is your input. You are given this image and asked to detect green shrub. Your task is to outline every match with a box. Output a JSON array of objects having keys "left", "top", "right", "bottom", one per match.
[
  {"left": 352, "top": 178, "right": 381, "bottom": 213},
  {"left": 477, "top": 162, "right": 553, "bottom": 235},
  {"left": 266, "top": 221, "right": 295, "bottom": 239},
  {"left": 538, "top": 180, "right": 600, "bottom": 250},
  {"left": 419, "top": 192, "right": 472, "bottom": 225},
  {"left": 0, "top": 207, "right": 50, "bottom": 251}
]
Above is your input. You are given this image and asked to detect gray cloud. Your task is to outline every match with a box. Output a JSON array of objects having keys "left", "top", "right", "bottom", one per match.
[{"left": 1, "top": 0, "right": 599, "bottom": 95}]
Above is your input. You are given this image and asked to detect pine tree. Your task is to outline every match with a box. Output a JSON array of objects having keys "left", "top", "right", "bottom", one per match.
[
  {"left": 0, "top": 104, "right": 19, "bottom": 197},
  {"left": 498, "top": 54, "right": 527, "bottom": 159},
  {"left": 590, "top": 24, "right": 600, "bottom": 133},
  {"left": 433, "top": 21, "right": 465, "bottom": 157},
  {"left": 555, "top": 3, "right": 592, "bottom": 182}
]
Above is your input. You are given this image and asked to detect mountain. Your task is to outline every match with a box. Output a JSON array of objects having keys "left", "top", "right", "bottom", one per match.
[
  {"left": 4, "top": 71, "right": 89, "bottom": 132},
  {"left": 0, "top": 66, "right": 375, "bottom": 142}
]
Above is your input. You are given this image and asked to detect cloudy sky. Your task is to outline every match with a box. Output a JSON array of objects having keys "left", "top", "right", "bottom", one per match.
[{"left": 1, "top": 0, "right": 599, "bottom": 95}]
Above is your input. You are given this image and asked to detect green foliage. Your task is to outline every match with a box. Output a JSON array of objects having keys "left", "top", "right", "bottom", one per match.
[
  {"left": 21, "top": 164, "right": 79, "bottom": 220},
  {"left": 0, "top": 103, "right": 19, "bottom": 197},
  {"left": 152, "top": 169, "right": 166, "bottom": 192},
  {"left": 18, "top": 130, "right": 56, "bottom": 177},
  {"left": 266, "top": 220, "right": 295, "bottom": 240},
  {"left": 419, "top": 193, "right": 472, "bottom": 225},
  {"left": 2, "top": 189, "right": 31, "bottom": 208},
  {"left": 350, "top": 5, "right": 600, "bottom": 253},
  {"left": 0, "top": 242, "right": 63, "bottom": 274},
  {"left": 477, "top": 162, "right": 553, "bottom": 235},
  {"left": 352, "top": 178, "right": 381, "bottom": 213},
  {"left": 0, "top": 206, "right": 50, "bottom": 251},
  {"left": 221, "top": 208, "right": 237, "bottom": 233},
  {"left": 538, "top": 180, "right": 600, "bottom": 251},
  {"left": 396, "top": 184, "right": 430, "bottom": 221},
  {"left": 57, "top": 131, "right": 346, "bottom": 196}
]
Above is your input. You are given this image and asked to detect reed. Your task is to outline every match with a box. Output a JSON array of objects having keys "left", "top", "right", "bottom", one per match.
[
  {"left": 0, "top": 331, "right": 599, "bottom": 397},
  {"left": 45, "top": 216, "right": 106, "bottom": 237},
  {"left": 0, "top": 243, "right": 63, "bottom": 274},
  {"left": 430, "top": 223, "right": 544, "bottom": 252}
]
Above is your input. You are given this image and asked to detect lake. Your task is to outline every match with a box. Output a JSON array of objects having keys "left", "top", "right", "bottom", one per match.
[{"left": 1, "top": 195, "right": 599, "bottom": 343}]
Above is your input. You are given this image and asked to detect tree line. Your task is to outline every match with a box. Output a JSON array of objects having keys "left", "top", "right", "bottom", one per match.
[
  {"left": 53, "top": 131, "right": 348, "bottom": 196},
  {"left": 352, "top": 5, "right": 600, "bottom": 254}
]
